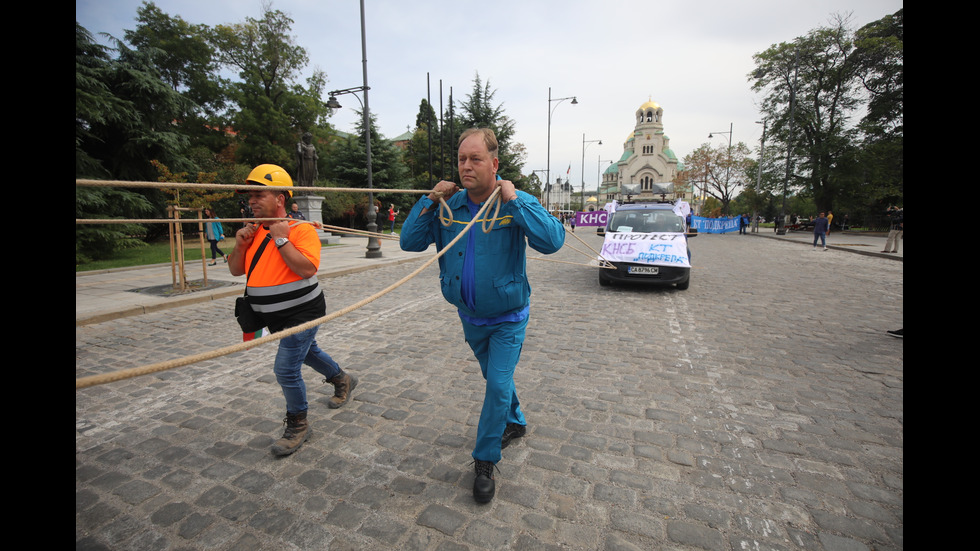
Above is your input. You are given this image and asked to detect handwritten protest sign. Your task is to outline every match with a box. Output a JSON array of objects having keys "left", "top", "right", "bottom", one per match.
[{"left": 599, "top": 232, "right": 691, "bottom": 268}]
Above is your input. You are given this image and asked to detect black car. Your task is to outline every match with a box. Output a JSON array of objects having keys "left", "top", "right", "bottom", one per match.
[{"left": 598, "top": 202, "right": 694, "bottom": 289}]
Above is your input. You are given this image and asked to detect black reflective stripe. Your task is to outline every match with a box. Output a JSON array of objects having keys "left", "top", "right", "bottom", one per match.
[
  {"left": 247, "top": 277, "right": 321, "bottom": 314},
  {"left": 247, "top": 276, "right": 318, "bottom": 297}
]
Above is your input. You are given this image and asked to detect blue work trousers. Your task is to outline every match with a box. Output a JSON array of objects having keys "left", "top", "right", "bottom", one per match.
[
  {"left": 273, "top": 326, "right": 342, "bottom": 414},
  {"left": 461, "top": 315, "right": 528, "bottom": 464}
]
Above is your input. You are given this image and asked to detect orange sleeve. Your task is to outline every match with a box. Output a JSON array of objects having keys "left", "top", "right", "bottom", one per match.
[
  {"left": 289, "top": 222, "right": 321, "bottom": 270},
  {"left": 246, "top": 223, "right": 321, "bottom": 287}
]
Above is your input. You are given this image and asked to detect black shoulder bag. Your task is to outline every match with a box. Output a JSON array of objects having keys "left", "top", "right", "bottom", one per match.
[{"left": 234, "top": 234, "right": 272, "bottom": 332}]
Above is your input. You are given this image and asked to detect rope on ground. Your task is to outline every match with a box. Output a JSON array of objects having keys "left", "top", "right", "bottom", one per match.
[{"left": 75, "top": 188, "right": 502, "bottom": 390}]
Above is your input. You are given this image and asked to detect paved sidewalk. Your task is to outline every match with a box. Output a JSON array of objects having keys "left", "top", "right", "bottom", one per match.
[{"left": 749, "top": 229, "right": 903, "bottom": 260}]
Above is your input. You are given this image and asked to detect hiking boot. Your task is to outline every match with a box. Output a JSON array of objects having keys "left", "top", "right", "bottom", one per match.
[
  {"left": 327, "top": 371, "right": 358, "bottom": 409},
  {"left": 271, "top": 411, "right": 310, "bottom": 456},
  {"left": 501, "top": 423, "right": 526, "bottom": 450},
  {"left": 473, "top": 460, "right": 496, "bottom": 503}
]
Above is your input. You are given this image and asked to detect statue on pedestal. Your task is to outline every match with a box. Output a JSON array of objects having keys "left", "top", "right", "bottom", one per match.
[{"left": 295, "top": 132, "right": 318, "bottom": 195}]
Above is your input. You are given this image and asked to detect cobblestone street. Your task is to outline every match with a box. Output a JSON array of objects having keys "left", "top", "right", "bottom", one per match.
[{"left": 77, "top": 232, "right": 903, "bottom": 550}]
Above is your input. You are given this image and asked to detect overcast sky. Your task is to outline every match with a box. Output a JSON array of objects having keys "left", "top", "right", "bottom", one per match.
[{"left": 77, "top": 0, "right": 903, "bottom": 192}]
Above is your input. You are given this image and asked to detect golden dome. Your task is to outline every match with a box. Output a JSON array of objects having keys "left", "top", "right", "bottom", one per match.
[{"left": 639, "top": 99, "right": 660, "bottom": 111}]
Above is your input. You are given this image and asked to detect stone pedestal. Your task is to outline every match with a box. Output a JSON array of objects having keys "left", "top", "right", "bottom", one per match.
[{"left": 294, "top": 195, "right": 340, "bottom": 245}]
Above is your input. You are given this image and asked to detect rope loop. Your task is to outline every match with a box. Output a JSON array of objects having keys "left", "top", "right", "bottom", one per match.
[{"left": 432, "top": 188, "right": 501, "bottom": 234}]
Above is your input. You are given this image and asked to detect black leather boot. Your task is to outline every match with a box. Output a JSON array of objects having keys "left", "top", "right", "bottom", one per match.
[
  {"left": 473, "top": 460, "right": 496, "bottom": 503},
  {"left": 271, "top": 411, "right": 310, "bottom": 456}
]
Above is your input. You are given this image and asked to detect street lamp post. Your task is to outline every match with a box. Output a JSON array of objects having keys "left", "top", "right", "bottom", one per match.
[
  {"left": 325, "top": 0, "right": 380, "bottom": 258},
  {"left": 530, "top": 169, "right": 547, "bottom": 205},
  {"left": 778, "top": 49, "right": 800, "bottom": 235},
  {"left": 581, "top": 134, "right": 601, "bottom": 211},
  {"left": 754, "top": 119, "right": 767, "bottom": 233},
  {"left": 597, "top": 156, "right": 612, "bottom": 209},
  {"left": 708, "top": 122, "right": 733, "bottom": 215},
  {"left": 547, "top": 87, "right": 577, "bottom": 214}
]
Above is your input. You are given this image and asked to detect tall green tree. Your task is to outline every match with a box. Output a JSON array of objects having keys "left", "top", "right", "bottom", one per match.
[
  {"left": 76, "top": 23, "right": 130, "bottom": 178},
  {"left": 456, "top": 73, "right": 527, "bottom": 188},
  {"left": 124, "top": 1, "right": 230, "bottom": 153},
  {"left": 406, "top": 95, "right": 459, "bottom": 189},
  {"left": 209, "top": 4, "right": 330, "bottom": 168},
  {"left": 76, "top": 23, "right": 157, "bottom": 262},
  {"left": 323, "top": 111, "right": 411, "bottom": 226},
  {"left": 853, "top": 9, "right": 903, "bottom": 207},
  {"left": 124, "top": 2, "right": 225, "bottom": 114},
  {"left": 75, "top": 23, "right": 194, "bottom": 181},
  {"left": 750, "top": 14, "right": 864, "bottom": 214},
  {"left": 682, "top": 142, "right": 754, "bottom": 214},
  {"left": 404, "top": 99, "right": 440, "bottom": 189}
]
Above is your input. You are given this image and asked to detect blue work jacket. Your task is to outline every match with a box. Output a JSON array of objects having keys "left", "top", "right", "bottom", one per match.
[{"left": 400, "top": 189, "right": 565, "bottom": 319}]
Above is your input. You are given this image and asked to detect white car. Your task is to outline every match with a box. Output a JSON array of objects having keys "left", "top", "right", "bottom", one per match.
[{"left": 598, "top": 202, "right": 694, "bottom": 289}]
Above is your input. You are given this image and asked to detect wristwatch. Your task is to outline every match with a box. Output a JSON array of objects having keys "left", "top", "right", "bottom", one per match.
[{"left": 274, "top": 237, "right": 290, "bottom": 249}]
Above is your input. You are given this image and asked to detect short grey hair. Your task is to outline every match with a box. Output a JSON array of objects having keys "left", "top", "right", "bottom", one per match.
[{"left": 458, "top": 128, "right": 498, "bottom": 158}]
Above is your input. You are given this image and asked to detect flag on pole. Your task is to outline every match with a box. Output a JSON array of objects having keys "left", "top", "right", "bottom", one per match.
[{"left": 566, "top": 164, "right": 571, "bottom": 175}]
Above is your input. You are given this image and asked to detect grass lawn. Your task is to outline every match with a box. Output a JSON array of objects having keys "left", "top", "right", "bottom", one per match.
[
  {"left": 76, "top": 232, "right": 357, "bottom": 273},
  {"left": 77, "top": 238, "right": 230, "bottom": 272}
]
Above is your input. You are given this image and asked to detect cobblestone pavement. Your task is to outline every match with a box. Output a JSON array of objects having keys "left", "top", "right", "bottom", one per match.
[{"left": 76, "top": 232, "right": 903, "bottom": 551}]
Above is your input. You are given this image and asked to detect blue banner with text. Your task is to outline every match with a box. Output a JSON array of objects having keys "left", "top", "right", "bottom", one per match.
[{"left": 690, "top": 216, "right": 739, "bottom": 234}]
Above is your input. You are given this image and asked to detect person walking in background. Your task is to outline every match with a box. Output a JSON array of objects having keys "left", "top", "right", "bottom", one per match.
[
  {"left": 399, "top": 128, "right": 565, "bottom": 504},
  {"left": 813, "top": 212, "right": 829, "bottom": 250},
  {"left": 375, "top": 200, "right": 386, "bottom": 235},
  {"left": 827, "top": 211, "right": 834, "bottom": 234},
  {"left": 387, "top": 204, "right": 399, "bottom": 234},
  {"left": 203, "top": 208, "right": 227, "bottom": 266},
  {"left": 882, "top": 206, "right": 903, "bottom": 254}
]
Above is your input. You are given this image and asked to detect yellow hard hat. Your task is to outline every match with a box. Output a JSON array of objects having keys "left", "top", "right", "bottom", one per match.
[{"left": 244, "top": 164, "right": 293, "bottom": 197}]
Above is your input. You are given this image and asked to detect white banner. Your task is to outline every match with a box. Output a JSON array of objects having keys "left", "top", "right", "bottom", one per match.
[{"left": 600, "top": 232, "right": 691, "bottom": 268}]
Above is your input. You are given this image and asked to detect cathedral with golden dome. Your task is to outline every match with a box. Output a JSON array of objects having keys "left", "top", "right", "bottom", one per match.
[{"left": 595, "top": 99, "right": 682, "bottom": 207}]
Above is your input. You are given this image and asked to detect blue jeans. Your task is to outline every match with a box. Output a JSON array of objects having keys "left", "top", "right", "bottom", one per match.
[
  {"left": 813, "top": 232, "right": 826, "bottom": 247},
  {"left": 461, "top": 315, "right": 528, "bottom": 464},
  {"left": 273, "top": 326, "right": 341, "bottom": 414}
]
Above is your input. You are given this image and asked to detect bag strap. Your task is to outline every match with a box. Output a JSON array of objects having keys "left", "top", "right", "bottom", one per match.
[{"left": 245, "top": 233, "right": 272, "bottom": 285}]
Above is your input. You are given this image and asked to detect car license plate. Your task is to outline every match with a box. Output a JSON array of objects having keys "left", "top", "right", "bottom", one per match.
[{"left": 628, "top": 265, "right": 659, "bottom": 275}]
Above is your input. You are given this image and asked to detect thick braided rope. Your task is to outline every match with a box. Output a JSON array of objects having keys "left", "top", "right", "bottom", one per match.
[
  {"left": 75, "top": 188, "right": 501, "bottom": 390},
  {"left": 75, "top": 179, "right": 427, "bottom": 195},
  {"left": 431, "top": 188, "right": 502, "bottom": 234}
]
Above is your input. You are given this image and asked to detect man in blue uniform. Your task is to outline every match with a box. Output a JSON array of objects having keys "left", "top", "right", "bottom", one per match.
[
  {"left": 813, "top": 212, "right": 829, "bottom": 250},
  {"left": 400, "top": 128, "right": 565, "bottom": 503}
]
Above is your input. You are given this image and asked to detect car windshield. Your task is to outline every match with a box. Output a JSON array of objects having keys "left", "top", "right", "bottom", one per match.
[{"left": 609, "top": 210, "right": 684, "bottom": 233}]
